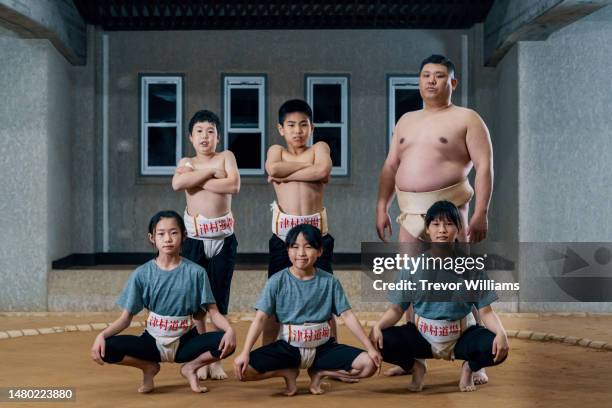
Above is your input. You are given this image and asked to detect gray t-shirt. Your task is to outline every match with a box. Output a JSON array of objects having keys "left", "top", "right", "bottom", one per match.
[
  {"left": 389, "top": 267, "right": 498, "bottom": 321},
  {"left": 117, "top": 258, "right": 216, "bottom": 316},
  {"left": 255, "top": 268, "right": 351, "bottom": 324}
]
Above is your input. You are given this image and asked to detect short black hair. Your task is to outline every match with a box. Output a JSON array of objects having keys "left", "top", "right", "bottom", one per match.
[
  {"left": 188, "top": 110, "right": 221, "bottom": 135},
  {"left": 278, "top": 99, "right": 313, "bottom": 125},
  {"left": 285, "top": 224, "right": 323, "bottom": 250},
  {"left": 148, "top": 210, "right": 186, "bottom": 236},
  {"left": 420, "top": 54, "right": 455, "bottom": 77},
  {"left": 424, "top": 201, "right": 462, "bottom": 230}
]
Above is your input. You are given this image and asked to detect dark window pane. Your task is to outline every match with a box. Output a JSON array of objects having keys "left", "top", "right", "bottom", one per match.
[
  {"left": 313, "top": 127, "right": 341, "bottom": 167},
  {"left": 313, "top": 84, "right": 341, "bottom": 123},
  {"left": 148, "top": 83, "right": 176, "bottom": 123},
  {"left": 228, "top": 132, "right": 261, "bottom": 169},
  {"left": 395, "top": 89, "right": 422, "bottom": 122},
  {"left": 147, "top": 127, "right": 176, "bottom": 166},
  {"left": 230, "top": 89, "right": 259, "bottom": 128}
]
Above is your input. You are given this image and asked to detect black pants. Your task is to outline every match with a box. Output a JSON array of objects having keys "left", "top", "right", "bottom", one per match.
[
  {"left": 249, "top": 338, "right": 363, "bottom": 373},
  {"left": 182, "top": 234, "right": 237, "bottom": 315},
  {"left": 381, "top": 323, "right": 507, "bottom": 372},
  {"left": 103, "top": 328, "right": 229, "bottom": 364},
  {"left": 268, "top": 233, "right": 334, "bottom": 277}
]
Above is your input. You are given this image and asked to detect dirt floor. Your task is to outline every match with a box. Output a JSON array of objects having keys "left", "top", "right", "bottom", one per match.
[{"left": 1, "top": 314, "right": 611, "bottom": 408}]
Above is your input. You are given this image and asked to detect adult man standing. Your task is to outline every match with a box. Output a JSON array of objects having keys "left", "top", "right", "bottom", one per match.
[{"left": 375, "top": 54, "right": 493, "bottom": 381}]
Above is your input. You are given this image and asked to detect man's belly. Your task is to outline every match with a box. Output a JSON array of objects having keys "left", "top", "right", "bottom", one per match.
[
  {"left": 274, "top": 183, "right": 324, "bottom": 215},
  {"left": 395, "top": 156, "right": 471, "bottom": 192},
  {"left": 185, "top": 191, "right": 231, "bottom": 218}
]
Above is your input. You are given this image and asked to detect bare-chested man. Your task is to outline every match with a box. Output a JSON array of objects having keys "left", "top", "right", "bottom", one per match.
[
  {"left": 172, "top": 110, "right": 240, "bottom": 380},
  {"left": 376, "top": 55, "right": 493, "bottom": 382},
  {"left": 263, "top": 99, "right": 334, "bottom": 345}
]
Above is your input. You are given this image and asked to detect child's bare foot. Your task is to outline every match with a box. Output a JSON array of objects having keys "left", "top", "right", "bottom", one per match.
[
  {"left": 459, "top": 362, "right": 476, "bottom": 392},
  {"left": 407, "top": 359, "right": 426, "bottom": 392},
  {"left": 138, "top": 362, "right": 160, "bottom": 393},
  {"left": 207, "top": 361, "right": 228, "bottom": 380},
  {"left": 331, "top": 376, "right": 359, "bottom": 383},
  {"left": 181, "top": 363, "right": 209, "bottom": 393},
  {"left": 281, "top": 368, "right": 299, "bottom": 396},
  {"left": 197, "top": 365, "right": 208, "bottom": 380},
  {"left": 472, "top": 367, "right": 488, "bottom": 385},
  {"left": 308, "top": 369, "right": 327, "bottom": 395},
  {"left": 384, "top": 366, "right": 408, "bottom": 376}
]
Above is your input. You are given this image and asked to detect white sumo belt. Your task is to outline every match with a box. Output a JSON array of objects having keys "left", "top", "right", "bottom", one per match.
[
  {"left": 271, "top": 201, "right": 328, "bottom": 241},
  {"left": 415, "top": 313, "right": 476, "bottom": 360},
  {"left": 279, "top": 322, "right": 331, "bottom": 369},
  {"left": 184, "top": 210, "right": 235, "bottom": 240},
  {"left": 146, "top": 311, "right": 194, "bottom": 362}
]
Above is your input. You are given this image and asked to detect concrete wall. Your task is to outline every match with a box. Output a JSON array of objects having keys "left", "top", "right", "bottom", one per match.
[
  {"left": 0, "top": 27, "right": 73, "bottom": 310},
  {"left": 104, "top": 29, "right": 468, "bottom": 253},
  {"left": 518, "top": 6, "right": 612, "bottom": 243},
  {"left": 470, "top": 8, "right": 612, "bottom": 312},
  {"left": 71, "top": 26, "right": 98, "bottom": 253},
  {"left": 468, "top": 24, "right": 519, "bottom": 243},
  {"left": 516, "top": 6, "right": 612, "bottom": 312}
]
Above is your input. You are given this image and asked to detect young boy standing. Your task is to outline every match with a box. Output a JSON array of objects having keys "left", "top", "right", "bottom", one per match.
[
  {"left": 263, "top": 99, "right": 333, "bottom": 344},
  {"left": 172, "top": 110, "right": 240, "bottom": 379}
]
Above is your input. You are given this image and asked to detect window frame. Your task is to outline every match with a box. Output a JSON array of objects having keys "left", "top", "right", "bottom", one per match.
[
  {"left": 305, "top": 75, "right": 350, "bottom": 177},
  {"left": 222, "top": 74, "right": 267, "bottom": 176},
  {"left": 387, "top": 75, "right": 421, "bottom": 152},
  {"left": 139, "top": 75, "right": 183, "bottom": 176}
]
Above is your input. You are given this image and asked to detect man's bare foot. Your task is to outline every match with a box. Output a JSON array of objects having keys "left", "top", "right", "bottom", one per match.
[
  {"left": 459, "top": 362, "right": 476, "bottom": 392},
  {"left": 407, "top": 359, "right": 426, "bottom": 392},
  {"left": 472, "top": 367, "right": 488, "bottom": 385},
  {"left": 138, "top": 362, "right": 160, "bottom": 393},
  {"left": 308, "top": 369, "right": 327, "bottom": 395},
  {"left": 281, "top": 368, "right": 299, "bottom": 396},
  {"left": 196, "top": 365, "right": 208, "bottom": 380},
  {"left": 384, "top": 365, "right": 408, "bottom": 377},
  {"left": 181, "top": 363, "right": 209, "bottom": 393},
  {"left": 207, "top": 361, "right": 228, "bottom": 380}
]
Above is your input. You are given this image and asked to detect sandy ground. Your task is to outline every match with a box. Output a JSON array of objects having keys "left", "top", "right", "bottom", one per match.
[{"left": 1, "top": 315, "right": 611, "bottom": 408}]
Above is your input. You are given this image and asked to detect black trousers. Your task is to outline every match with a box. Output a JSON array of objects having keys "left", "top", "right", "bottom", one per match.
[
  {"left": 381, "top": 323, "right": 507, "bottom": 372},
  {"left": 102, "top": 328, "right": 229, "bottom": 364},
  {"left": 182, "top": 234, "right": 237, "bottom": 315}
]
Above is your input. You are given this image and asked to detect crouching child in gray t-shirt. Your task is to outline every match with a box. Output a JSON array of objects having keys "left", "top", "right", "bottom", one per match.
[
  {"left": 234, "top": 224, "right": 381, "bottom": 395},
  {"left": 90, "top": 211, "right": 236, "bottom": 394}
]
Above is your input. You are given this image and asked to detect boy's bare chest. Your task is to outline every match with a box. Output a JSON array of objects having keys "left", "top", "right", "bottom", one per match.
[
  {"left": 281, "top": 149, "right": 314, "bottom": 164},
  {"left": 190, "top": 155, "right": 224, "bottom": 169}
]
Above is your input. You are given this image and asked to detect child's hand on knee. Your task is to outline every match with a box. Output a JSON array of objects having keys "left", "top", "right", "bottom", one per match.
[
  {"left": 369, "top": 325, "right": 384, "bottom": 350},
  {"left": 90, "top": 334, "right": 106, "bottom": 365},
  {"left": 219, "top": 328, "right": 236, "bottom": 358},
  {"left": 233, "top": 353, "right": 249, "bottom": 380},
  {"left": 492, "top": 333, "right": 509, "bottom": 363},
  {"left": 367, "top": 347, "right": 383, "bottom": 373}
]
